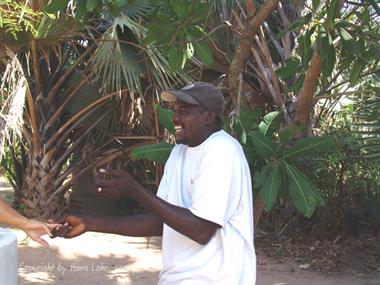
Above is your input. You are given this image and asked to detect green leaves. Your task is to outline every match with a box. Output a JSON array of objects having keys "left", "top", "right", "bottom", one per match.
[
  {"left": 251, "top": 131, "right": 277, "bottom": 158},
  {"left": 282, "top": 136, "right": 336, "bottom": 160},
  {"left": 249, "top": 117, "right": 330, "bottom": 216},
  {"left": 142, "top": 1, "right": 213, "bottom": 71},
  {"left": 254, "top": 162, "right": 325, "bottom": 216},
  {"left": 327, "top": 0, "right": 341, "bottom": 32},
  {"left": 258, "top": 111, "right": 283, "bottom": 136},
  {"left": 131, "top": 104, "right": 175, "bottom": 163},
  {"left": 276, "top": 13, "right": 312, "bottom": 39},
  {"left": 156, "top": 104, "right": 175, "bottom": 134},
  {"left": 262, "top": 165, "right": 282, "bottom": 211},
  {"left": 168, "top": 46, "right": 186, "bottom": 71},
  {"left": 276, "top": 58, "right": 301, "bottom": 80},
  {"left": 131, "top": 142, "right": 174, "bottom": 162},
  {"left": 286, "top": 163, "right": 324, "bottom": 217},
  {"left": 317, "top": 27, "right": 336, "bottom": 79}
]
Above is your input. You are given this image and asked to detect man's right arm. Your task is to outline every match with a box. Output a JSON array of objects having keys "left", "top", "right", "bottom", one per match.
[{"left": 58, "top": 212, "right": 163, "bottom": 238}]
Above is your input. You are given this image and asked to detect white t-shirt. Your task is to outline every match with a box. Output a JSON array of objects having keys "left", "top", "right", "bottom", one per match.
[{"left": 157, "top": 130, "right": 256, "bottom": 285}]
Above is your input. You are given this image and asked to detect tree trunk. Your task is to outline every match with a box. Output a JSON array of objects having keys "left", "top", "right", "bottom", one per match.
[
  {"left": 19, "top": 152, "right": 68, "bottom": 219},
  {"left": 294, "top": 51, "right": 323, "bottom": 124},
  {"left": 254, "top": 192, "right": 265, "bottom": 230}
]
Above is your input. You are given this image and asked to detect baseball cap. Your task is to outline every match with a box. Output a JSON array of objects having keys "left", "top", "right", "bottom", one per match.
[{"left": 160, "top": 82, "right": 224, "bottom": 120}]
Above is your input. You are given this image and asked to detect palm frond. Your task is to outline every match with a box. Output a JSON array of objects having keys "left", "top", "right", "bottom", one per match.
[
  {"left": 0, "top": 51, "right": 27, "bottom": 159},
  {"left": 354, "top": 92, "right": 380, "bottom": 162},
  {"left": 121, "top": 0, "right": 154, "bottom": 20},
  {"left": 89, "top": 18, "right": 143, "bottom": 95}
]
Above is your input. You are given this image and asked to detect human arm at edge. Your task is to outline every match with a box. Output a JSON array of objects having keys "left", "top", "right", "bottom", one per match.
[{"left": 129, "top": 186, "right": 220, "bottom": 245}]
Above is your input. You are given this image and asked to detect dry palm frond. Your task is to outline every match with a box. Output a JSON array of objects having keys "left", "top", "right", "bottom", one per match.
[{"left": 0, "top": 50, "right": 28, "bottom": 159}]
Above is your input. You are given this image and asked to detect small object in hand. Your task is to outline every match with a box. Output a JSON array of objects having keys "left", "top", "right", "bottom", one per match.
[{"left": 51, "top": 222, "right": 70, "bottom": 238}]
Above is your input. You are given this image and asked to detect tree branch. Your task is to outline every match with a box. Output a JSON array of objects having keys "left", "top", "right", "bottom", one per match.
[
  {"left": 228, "top": 0, "right": 279, "bottom": 107},
  {"left": 294, "top": 51, "right": 322, "bottom": 124}
]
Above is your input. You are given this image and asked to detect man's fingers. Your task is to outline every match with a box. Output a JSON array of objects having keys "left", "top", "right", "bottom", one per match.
[
  {"left": 41, "top": 223, "right": 53, "bottom": 236},
  {"left": 95, "top": 168, "right": 124, "bottom": 179},
  {"left": 60, "top": 225, "right": 72, "bottom": 237},
  {"left": 51, "top": 222, "right": 69, "bottom": 238},
  {"left": 95, "top": 179, "right": 117, "bottom": 188}
]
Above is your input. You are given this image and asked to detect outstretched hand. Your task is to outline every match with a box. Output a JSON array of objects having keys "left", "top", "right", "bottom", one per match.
[
  {"left": 94, "top": 168, "right": 140, "bottom": 199},
  {"left": 21, "top": 219, "right": 60, "bottom": 247},
  {"left": 51, "top": 215, "right": 88, "bottom": 239}
]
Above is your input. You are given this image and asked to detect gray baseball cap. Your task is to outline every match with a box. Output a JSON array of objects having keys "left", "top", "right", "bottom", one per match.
[{"left": 161, "top": 82, "right": 224, "bottom": 120}]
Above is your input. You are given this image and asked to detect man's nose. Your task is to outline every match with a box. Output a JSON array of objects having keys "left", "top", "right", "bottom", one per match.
[{"left": 172, "top": 112, "right": 180, "bottom": 124}]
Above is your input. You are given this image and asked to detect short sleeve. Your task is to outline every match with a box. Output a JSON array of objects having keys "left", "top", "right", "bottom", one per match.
[
  {"left": 156, "top": 172, "right": 168, "bottom": 200},
  {"left": 188, "top": 144, "right": 240, "bottom": 227},
  {"left": 156, "top": 146, "right": 179, "bottom": 200}
]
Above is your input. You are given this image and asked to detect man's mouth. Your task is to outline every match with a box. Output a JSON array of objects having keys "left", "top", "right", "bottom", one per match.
[{"left": 174, "top": 125, "right": 183, "bottom": 134}]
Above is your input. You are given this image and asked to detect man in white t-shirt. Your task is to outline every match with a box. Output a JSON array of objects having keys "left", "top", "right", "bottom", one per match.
[{"left": 55, "top": 82, "right": 256, "bottom": 284}]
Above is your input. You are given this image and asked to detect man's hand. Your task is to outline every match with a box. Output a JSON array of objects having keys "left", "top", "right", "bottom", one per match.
[
  {"left": 51, "top": 215, "right": 88, "bottom": 238},
  {"left": 21, "top": 219, "right": 59, "bottom": 247},
  {"left": 94, "top": 168, "right": 141, "bottom": 199}
]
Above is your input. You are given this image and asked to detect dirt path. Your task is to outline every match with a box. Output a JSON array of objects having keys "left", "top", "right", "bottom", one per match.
[
  {"left": 2, "top": 176, "right": 380, "bottom": 284},
  {"left": 14, "top": 231, "right": 380, "bottom": 285}
]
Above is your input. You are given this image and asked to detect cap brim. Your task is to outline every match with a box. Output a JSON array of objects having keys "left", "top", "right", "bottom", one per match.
[{"left": 160, "top": 90, "right": 200, "bottom": 105}]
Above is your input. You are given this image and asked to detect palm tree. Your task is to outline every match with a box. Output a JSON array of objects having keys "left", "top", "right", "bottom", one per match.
[{"left": 0, "top": 0, "right": 184, "bottom": 218}]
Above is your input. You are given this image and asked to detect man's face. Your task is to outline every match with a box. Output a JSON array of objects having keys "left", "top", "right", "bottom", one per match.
[{"left": 172, "top": 100, "right": 209, "bottom": 147}]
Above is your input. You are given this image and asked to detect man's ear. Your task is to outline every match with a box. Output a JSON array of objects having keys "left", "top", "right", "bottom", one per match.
[{"left": 204, "top": 111, "right": 217, "bottom": 125}]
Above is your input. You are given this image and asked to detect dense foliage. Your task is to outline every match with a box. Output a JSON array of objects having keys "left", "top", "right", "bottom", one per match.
[{"left": 0, "top": 0, "right": 379, "bottom": 233}]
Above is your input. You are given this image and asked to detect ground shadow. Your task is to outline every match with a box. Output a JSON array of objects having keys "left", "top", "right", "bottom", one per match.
[{"left": 17, "top": 234, "right": 161, "bottom": 285}]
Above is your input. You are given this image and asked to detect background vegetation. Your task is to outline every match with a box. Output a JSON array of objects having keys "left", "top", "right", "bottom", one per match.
[{"left": 0, "top": 0, "right": 379, "bottom": 237}]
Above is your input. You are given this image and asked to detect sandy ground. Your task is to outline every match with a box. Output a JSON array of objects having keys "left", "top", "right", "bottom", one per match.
[
  {"left": 13, "top": 232, "right": 380, "bottom": 285},
  {"left": 2, "top": 177, "right": 380, "bottom": 285}
]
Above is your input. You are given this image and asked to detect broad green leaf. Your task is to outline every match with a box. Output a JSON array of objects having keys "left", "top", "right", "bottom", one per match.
[
  {"left": 278, "top": 164, "right": 289, "bottom": 201},
  {"left": 324, "top": 44, "right": 336, "bottom": 79},
  {"left": 281, "top": 136, "right": 336, "bottom": 160},
  {"left": 276, "top": 13, "right": 312, "bottom": 39},
  {"left": 262, "top": 165, "right": 282, "bottom": 211},
  {"left": 131, "top": 142, "right": 174, "bottom": 162},
  {"left": 86, "top": 0, "right": 100, "bottom": 11},
  {"left": 286, "top": 164, "right": 317, "bottom": 217},
  {"left": 193, "top": 39, "right": 213, "bottom": 66},
  {"left": 258, "top": 111, "right": 283, "bottom": 136},
  {"left": 75, "top": 1, "right": 86, "bottom": 22},
  {"left": 43, "top": 1, "right": 68, "bottom": 13},
  {"left": 168, "top": 46, "right": 185, "bottom": 71},
  {"left": 297, "top": 170, "right": 325, "bottom": 207},
  {"left": 231, "top": 116, "right": 247, "bottom": 144},
  {"left": 171, "top": 1, "right": 187, "bottom": 19},
  {"left": 339, "top": 28, "right": 353, "bottom": 42},
  {"left": 312, "top": 0, "right": 321, "bottom": 10},
  {"left": 327, "top": 0, "right": 340, "bottom": 31},
  {"left": 341, "top": 38, "right": 361, "bottom": 60},
  {"left": 349, "top": 59, "right": 366, "bottom": 85},
  {"left": 144, "top": 22, "right": 176, "bottom": 45},
  {"left": 317, "top": 30, "right": 336, "bottom": 79},
  {"left": 243, "top": 144, "right": 260, "bottom": 163},
  {"left": 278, "top": 124, "right": 307, "bottom": 143},
  {"left": 190, "top": 2, "right": 212, "bottom": 23},
  {"left": 286, "top": 163, "right": 324, "bottom": 207},
  {"left": 253, "top": 164, "right": 273, "bottom": 188},
  {"left": 250, "top": 131, "right": 277, "bottom": 159},
  {"left": 300, "top": 27, "right": 315, "bottom": 70},
  {"left": 276, "top": 58, "right": 301, "bottom": 80},
  {"left": 288, "top": 74, "right": 305, "bottom": 93},
  {"left": 155, "top": 104, "right": 175, "bottom": 134},
  {"left": 239, "top": 108, "right": 262, "bottom": 132}
]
